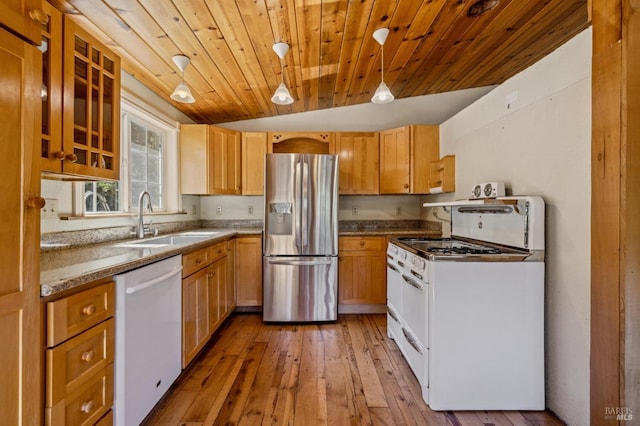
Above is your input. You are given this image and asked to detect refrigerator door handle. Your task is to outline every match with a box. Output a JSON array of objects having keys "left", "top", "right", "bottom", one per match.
[
  {"left": 294, "top": 160, "right": 303, "bottom": 253},
  {"left": 301, "top": 158, "right": 309, "bottom": 249},
  {"left": 266, "top": 258, "right": 334, "bottom": 266}
]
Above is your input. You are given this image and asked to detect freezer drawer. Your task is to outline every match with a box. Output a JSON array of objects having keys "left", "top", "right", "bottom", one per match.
[{"left": 263, "top": 256, "right": 338, "bottom": 322}]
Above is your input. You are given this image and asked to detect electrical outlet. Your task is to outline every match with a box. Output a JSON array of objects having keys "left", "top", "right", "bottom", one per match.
[
  {"left": 42, "top": 198, "right": 58, "bottom": 220},
  {"left": 216, "top": 205, "right": 223, "bottom": 215},
  {"left": 191, "top": 204, "right": 197, "bottom": 215},
  {"left": 248, "top": 205, "right": 254, "bottom": 215},
  {"left": 396, "top": 207, "right": 402, "bottom": 216},
  {"left": 352, "top": 206, "right": 358, "bottom": 215}
]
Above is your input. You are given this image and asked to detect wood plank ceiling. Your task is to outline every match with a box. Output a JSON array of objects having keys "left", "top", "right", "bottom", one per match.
[{"left": 50, "top": 0, "right": 589, "bottom": 124}]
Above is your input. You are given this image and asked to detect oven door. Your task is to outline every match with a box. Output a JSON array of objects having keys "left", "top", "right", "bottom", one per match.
[
  {"left": 401, "top": 269, "right": 428, "bottom": 348},
  {"left": 386, "top": 251, "right": 403, "bottom": 314}
]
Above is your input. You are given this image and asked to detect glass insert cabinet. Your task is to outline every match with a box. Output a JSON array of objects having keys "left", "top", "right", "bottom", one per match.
[{"left": 41, "top": 12, "right": 120, "bottom": 181}]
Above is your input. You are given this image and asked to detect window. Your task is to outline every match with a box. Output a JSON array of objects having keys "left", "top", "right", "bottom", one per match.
[
  {"left": 80, "top": 96, "right": 180, "bottom": 215},
  {"left": 128, "top": 117, "right": 165, "bottom": 210},
  {"left": 84, "top": 181, "right": 119, "bottom": 212}
]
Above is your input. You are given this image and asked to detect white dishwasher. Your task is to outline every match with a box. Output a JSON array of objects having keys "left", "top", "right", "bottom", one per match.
[{"left": 114, "top": 255, "right": 182, "bottom": 426}]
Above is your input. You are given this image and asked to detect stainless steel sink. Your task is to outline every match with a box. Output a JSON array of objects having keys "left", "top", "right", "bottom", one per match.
[{"left": 116, "top": 231, "right": 220, "bottom": 248}]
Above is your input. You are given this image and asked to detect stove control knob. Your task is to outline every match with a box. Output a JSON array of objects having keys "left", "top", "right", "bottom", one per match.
[{"left": 399, "top": 251, "right": 407, "bottom": 261}]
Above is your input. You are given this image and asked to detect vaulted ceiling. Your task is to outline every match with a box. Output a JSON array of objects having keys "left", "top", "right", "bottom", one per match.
[{"left": 50, "top": 0, "right": 590, "bottom": 124}]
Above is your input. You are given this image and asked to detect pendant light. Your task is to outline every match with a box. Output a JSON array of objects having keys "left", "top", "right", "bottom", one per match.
[
  {"left": 271, "top": 42, "right": 294, "bottom": 105},
  {"left": 371, "top": 28, "right": 394, "bottom": 104},
  {"left": 170, "top": 54, "right": 195, "bottom": 104}
]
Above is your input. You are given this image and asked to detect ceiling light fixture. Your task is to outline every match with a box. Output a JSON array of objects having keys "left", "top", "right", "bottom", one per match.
[
  {"left": 271, "top": 42, "right": 294, "bottom": 105},
  {"left": 371, "top": 28, "right": 394, "bottom": 104},
  {"left": 170, "top": 54, "right": 195, "bottom": 104}
]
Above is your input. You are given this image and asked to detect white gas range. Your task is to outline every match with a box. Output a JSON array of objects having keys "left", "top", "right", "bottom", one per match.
[{"left": 386, "top": 196, "right": 545, "bottom": 411}]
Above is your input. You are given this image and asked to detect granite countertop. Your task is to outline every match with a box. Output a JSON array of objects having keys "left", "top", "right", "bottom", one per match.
[
  {"left": 41, "top": 223, "right": 440, "bottom": 298},
  {"left": 40, "top": 228, "right": 261, "bottom": 298}
]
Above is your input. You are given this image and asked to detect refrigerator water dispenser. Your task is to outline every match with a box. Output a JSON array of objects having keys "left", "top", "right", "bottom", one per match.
[{"left": 268, "top": 202, "right": 293, "bottom": 233}]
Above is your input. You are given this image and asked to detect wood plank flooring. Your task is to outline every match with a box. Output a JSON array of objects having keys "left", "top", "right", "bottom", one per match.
[{"left": 143, "top": 314, "right": 564, "bottom": 426}]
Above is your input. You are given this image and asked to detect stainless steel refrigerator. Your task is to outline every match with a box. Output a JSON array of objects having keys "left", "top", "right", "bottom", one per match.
[{"left": 263, "top": 153, "right": 339, "bottom": 322}]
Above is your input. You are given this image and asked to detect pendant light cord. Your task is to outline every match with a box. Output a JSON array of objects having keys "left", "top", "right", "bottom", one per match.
[{"left": 380, "top": 44, "right": 384, "bottom": 84}]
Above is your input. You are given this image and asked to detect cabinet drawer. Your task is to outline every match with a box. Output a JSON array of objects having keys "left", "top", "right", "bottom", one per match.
[
  {"left": 339, "top": 237, "right": 386, "bottom": 252},
  {"left": 209, "top": 241, "right": 227, "bottom": 263},
  {"left": 183, "top": 246, "right": 210, "bottom": 277},
  {"left": 46, "top": 318, "right": 115, "bottom": 406},
  {"left": 95, "top": 410, "right": 113, "bottom": 426},
  {"left": 46, "top": 363, "right": 114, "bottom": 426},
  {"left": 47, "top": 283, "right": 115, "bottom": 347}
]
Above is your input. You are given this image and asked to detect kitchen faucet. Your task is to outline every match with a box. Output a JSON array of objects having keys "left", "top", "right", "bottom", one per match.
[{"left": 136, "top": 191, "right": 157, "bottom": 238}]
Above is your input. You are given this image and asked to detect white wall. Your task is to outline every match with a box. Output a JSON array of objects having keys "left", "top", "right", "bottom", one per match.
[{"left": 436, "top": 28, "right": 592, "bottom": 425}]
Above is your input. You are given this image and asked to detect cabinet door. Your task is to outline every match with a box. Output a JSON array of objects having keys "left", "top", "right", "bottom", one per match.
[
  {"left": 182, "top": 267, "right": 209, "bottom": 367},
  {"left": 379, "top": 126, "right": 410, "bottom": 194},
  {"left": 409, "top": 125, "right": 440, "bottom": 194},
  {"left": 0, "top": 0, "right": 46, "bottom": 45},
  {"left": 62, "top": 17, "right": 120, "bottom": 180},
  {"left": 208, "top": 257, "right": 228, "bottom": 333},
  {"left": 241, "top": 132, "right": 267, "bottom": 195},
  {"left": 210, "top": 126, "right": 241, "bottom": 194},
  {"left": 336, "top": 132, "right": 379, "bottom": 194},
  {"left": 40, "top": 1, "right": 64, "bottom": 173},
  {"left": 225, "top": 241, "right": 236, "bottom": 314},
  {"left": 338, "top": 237, "right": 387, "bottom": 305},
  {"left": 0, "top": 27, "right": 42, "bottom": 425},
  {"left": 235, "top": 236, "right": 263, "bottom": 307},
  {"left": 180, "top": 124, "right": 209, "bottom": 195}
]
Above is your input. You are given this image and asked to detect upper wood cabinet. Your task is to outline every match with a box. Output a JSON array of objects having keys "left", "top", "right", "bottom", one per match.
[
  {"left": 59, "top": 17, "right": 120, "bottom": 180},
  {"left": 241, "top": 132, "right": 267, "bottom": 195},
  {"left": 379, "top": 125, "right": 439, "bottom": 194},
  {"left": 268, "top": 132, "right": 335, "bottom": 154},
  {"left": 180, "top": 124, "right": 241, "bottom": 195},
  {"left": 0, "top": 0, "right": 48, "bottom": 45},
  {"left": 39, "top": 1, "right": 63, "bottom": 173},
  {"left": 0, "top": 26, "right": 42, "bottom": 425},
  {"left": 336, "top": 132, "right": 379, "bottom": 195}
]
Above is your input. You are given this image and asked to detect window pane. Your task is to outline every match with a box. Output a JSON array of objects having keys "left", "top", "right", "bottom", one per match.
[
  {"left": 85, "top": 181, "right": 119, "bottom": 213},
  {"left": 128, "top": 117, "right": 164, "bottom": 210}
]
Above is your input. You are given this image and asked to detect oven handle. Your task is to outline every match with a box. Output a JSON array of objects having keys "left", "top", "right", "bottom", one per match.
[
  {"left": 387, "top": 263, "right": 400, "bottom": 273},
  {"left": 410, "top": 270, "right": 424, "bottom": 281},
  {"left": 402, "top": 274, "right": 423, "bottom": 290},
  {"left": 402, "top": 328, "right": 423, "bottom": 354},
  {"left": 398, "top": 261, "right": 405, "bottom": 268},
  {"left": 387, "top": 305, "right": 400, "bottom": 323}
]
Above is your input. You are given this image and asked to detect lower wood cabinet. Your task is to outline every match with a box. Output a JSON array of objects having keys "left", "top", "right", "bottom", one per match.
[
  {"left": 235, "top": 235, "right": 263, "bottom": 307},
  {"left": 44, "top": 280, "right": 115, "bottom": 426},
  {"left": 338, "top": 237, "right": 387, "bottom": 309},
  {"left": 182, "top": 240, "right": 235, "bottom": 368}
]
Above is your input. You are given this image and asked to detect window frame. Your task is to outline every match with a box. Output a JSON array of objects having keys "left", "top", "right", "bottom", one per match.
[{"left": 75, "top": 95, "right": 181, "bottom": 216}]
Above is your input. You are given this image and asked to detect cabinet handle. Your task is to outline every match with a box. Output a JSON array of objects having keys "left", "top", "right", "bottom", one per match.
[
  {"left": 81, "top": 350, "right": 95, "bottom": 363},
  {"left": 80, "top": 400, "right": 94, "bottom": 414},
  {"left": 65, "top": 153, "right": 78, "bottom": 163},
  {"left": 53, "top": 151, "right": 66, "bottom": 160},
  {"left": 404, "top": 184, "right": 409, "bottom": 189},
  {"left": 195, "top": 258, "right": 202, "bottom": 265},
  {"left": 27, "top": 196, "right": 46, "bottom": 209},
  {"left": 82, "top": 304, "right": 96, "bottom": 316},
  {"left": 402, "top": 328, "right": 423, "bottom": 354},
  {"left": 28, "top": 8, "right": 49, "bottom": 24},
  {"left": 359, "top": 241, "right": 365, "bottom": 247}
]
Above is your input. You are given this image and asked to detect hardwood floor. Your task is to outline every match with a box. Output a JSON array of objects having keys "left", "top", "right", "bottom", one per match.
[{"left": 143, "top": 314, "right": 563, "bottom": 425}]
